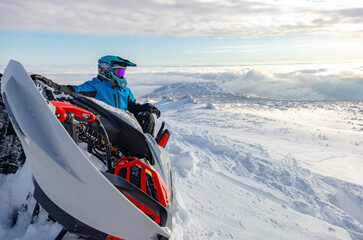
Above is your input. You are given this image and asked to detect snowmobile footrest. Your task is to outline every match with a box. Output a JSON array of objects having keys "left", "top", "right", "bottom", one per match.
[
  {"left": 55, "top": 228, "right": 68, "bottom": 240},
  {"left": 30, "top": 202, "right": 40, "bottom": 224}
]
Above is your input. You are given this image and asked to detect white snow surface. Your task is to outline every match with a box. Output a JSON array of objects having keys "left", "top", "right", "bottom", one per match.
[
  {"left": 151, "top": 84, "right": 363, "bottom": 240},
  {"left": 1, "top": 74, "right": 363, "bottom": 239}
]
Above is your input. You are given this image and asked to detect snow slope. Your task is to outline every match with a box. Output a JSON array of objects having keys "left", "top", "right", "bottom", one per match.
[
  {"left": 0, "top": 81, "right": 363, "bottom": 239},
  {"left": 148, "top": 82, "right": 363, "bottom": 240}
]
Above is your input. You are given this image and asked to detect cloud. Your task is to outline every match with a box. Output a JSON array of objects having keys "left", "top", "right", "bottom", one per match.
[
  {"left": 217, "top": 66, "right": 363, "bottom": 100},
  {"left": 1, "top": 0, "right": 363, "bottom": 38},
  {"left": 131, "top": 64, "right": 363, "bottom": 100},
  {"left": 212, "top": 45, "right": 260, "bottom": 49},
  {"left": 334, "top": 7, "right": 363, "bottom": 19}
]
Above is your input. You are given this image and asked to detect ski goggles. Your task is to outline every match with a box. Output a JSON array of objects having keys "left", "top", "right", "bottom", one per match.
[{"left": 113, "top": 67, "right": 126, "bottom": 78}]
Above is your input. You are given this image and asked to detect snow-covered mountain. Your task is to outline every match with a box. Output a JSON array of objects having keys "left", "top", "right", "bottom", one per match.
[
  {"left": 1, "top": 79, "right": 363, "bottom": 239},
  {"left": 145, "top": 82, "right": 246, "bottom": 102},
  {"left": 148, "top": 82, "right": 363, "bottom": 240}
]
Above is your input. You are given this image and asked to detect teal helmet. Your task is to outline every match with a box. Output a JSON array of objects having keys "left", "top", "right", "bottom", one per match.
[{"left": 98, "top": 55, "right": 137, "bottom": 88}]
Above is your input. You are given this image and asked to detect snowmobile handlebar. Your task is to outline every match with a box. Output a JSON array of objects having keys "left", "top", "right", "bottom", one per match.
[{"left": 50, "top": 100, "right": 96, "bottom": 122}]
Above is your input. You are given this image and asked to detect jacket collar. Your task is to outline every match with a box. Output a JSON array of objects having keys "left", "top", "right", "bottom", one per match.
[{"left": 96, "top": 75, "right": 120, "bottom": 89}]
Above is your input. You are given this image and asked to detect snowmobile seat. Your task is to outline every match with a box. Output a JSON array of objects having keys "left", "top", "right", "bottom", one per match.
[{"left": 69, "top": 94, "right": 155, "bottom": 165}]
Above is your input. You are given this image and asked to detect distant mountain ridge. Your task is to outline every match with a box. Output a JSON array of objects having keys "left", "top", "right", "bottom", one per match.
[{"left": 144, "top": 82, "right": 247, "bottom": 101}]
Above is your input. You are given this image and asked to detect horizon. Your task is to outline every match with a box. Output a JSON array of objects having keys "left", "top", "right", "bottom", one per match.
[{"left": 2, "top": 61, "right": 362, "bottom": 101}]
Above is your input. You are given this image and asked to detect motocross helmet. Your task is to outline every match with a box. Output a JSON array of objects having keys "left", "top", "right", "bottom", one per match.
[{"left": 98, "top": 55, "right": 137, "bottom": 88}]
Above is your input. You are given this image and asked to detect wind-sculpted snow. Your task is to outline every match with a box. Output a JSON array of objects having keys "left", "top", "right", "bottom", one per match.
[
  {"left": 150, "top": 87, "right": 363, "bottom": 239},
  {"left": 164, "top": 122, "right": 362, "bottom": 239}
]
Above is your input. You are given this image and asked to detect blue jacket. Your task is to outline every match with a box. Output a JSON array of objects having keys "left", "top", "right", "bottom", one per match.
[{"left": 73, "top": 77, "right": 136, "bottom": 111}]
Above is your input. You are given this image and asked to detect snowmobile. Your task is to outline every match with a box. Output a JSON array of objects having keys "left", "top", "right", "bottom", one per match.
[{"left": 1, "top": 60, "right": 173, "bottom": 240}]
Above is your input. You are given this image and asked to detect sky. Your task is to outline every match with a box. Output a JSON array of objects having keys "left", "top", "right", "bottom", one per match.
[{"left": 1, "top": 0, "right": 363, "bottom": 67}]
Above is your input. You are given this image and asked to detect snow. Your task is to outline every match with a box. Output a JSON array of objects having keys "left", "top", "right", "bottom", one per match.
[
  {"left": 1, "top": 64, "right": 363, "bottom": 239},
  {"left": 150, "top": 83, "right": 363, "bottom": 240}
]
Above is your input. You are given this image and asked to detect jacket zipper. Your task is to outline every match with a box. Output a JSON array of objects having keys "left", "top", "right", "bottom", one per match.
[
  {"left": 117, "top": 91, "right": 119, "bottom": 108},
  {"left": 113, "top": 94, "right": 117, "bottom": 108}
]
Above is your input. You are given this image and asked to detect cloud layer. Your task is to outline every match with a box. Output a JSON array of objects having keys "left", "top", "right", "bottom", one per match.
[
  {"left": 1, "top": 0, "right": 363, "bottom": 37},
  {"left": 11, "top": 63, "right": 362, "bottom": 100},
  {"left": 218, "top": 67, "right": 363, "bottom": 100},
  {"left": 134, "top": 64, "right": 363, "bottom": 100}
]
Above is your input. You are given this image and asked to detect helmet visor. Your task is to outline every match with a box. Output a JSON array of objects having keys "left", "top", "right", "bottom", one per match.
[{"left": 114, "top": 68, "right": 126, "bottom": 78}]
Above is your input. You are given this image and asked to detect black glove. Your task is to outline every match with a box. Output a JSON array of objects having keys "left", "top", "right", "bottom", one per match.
[
  {"left": 30, "top": 74, "right": 75, "bottom": 93},
  {"left": 151, "top": 105, "right": 161, "bottom": 118},
  {"left": 30, "top": 74, "right": 51, "bottom": 86},
  {"left": 138, "top": 103, "right": 161, "bottom": 118}
]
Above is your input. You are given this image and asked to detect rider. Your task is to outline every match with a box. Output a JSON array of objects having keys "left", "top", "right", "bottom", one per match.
[{"left": 30, "top": 55, "right": 160, "bottom": 135}]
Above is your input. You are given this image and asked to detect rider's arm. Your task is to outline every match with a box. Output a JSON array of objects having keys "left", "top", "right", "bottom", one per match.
[
  {"left": 30, "top": 74, "right": 97, "bottom": 98},
  {"left": 30, "top": 74, "right": 75, "bottom": 93},
  {"left": 73, "top": 82, "right": 97, "bottom": 98}
]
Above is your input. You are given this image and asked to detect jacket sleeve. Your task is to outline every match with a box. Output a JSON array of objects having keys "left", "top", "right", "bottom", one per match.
[
  {"left": 73, "top": 81, "right": 97, "bottom": 98},
  {"left": 127, "top": 95, "right": 140, "bottom": 114}
]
